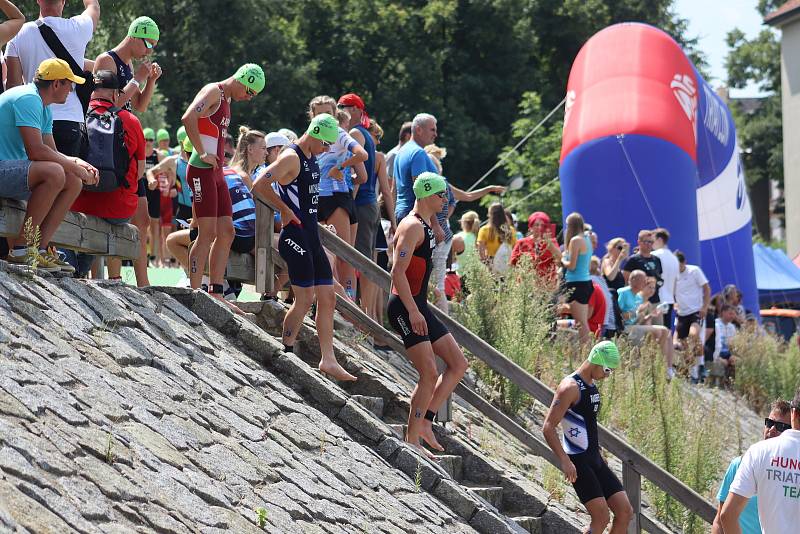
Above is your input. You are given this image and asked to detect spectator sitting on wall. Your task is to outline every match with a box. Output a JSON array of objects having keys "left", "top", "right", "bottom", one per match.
[
  {"left": 68, "top": 70, "right": 145, "bottom": 279},
  {"left": 1, "top": 59, "right": 97, "bottom": 271},
  {"left": 710, "top": 303, "right": 738, "bottom": 388}
]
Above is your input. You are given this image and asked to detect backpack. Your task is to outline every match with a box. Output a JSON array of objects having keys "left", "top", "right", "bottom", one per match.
[{"left": 81, "top": 103, "right": 130, "bottom": 192}]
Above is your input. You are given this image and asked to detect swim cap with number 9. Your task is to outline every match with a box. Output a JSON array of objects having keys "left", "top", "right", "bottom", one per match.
[
  {"left": 234, "top": 64, "right": 265, "bottom": 95},
  {"left": 128, "top": 16, "right": 160, "bottom": 41},
  {"left": 307, "top": 113, "right": 338, "bottom": 144},
  {"left": 413, "top": 172, "right": 447, "bottom": 199}
]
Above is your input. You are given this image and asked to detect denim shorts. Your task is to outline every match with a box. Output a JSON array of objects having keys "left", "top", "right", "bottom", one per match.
[{"left": 0, "top": 160, "right": 33, "bottom": 200}]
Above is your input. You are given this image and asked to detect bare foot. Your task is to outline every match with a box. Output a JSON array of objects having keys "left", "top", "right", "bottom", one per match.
[
  {"left": 318, "top": 360, "right": 357, "bottom": 382},
  {"left": 209, "top": 292, "right": 245, "bottom": 315},
  {"left": 420, "top": 422, "right": 444, "bottom": 452},
  {"left": 408, "top": 441, "right": 438, "bottom": 460}
]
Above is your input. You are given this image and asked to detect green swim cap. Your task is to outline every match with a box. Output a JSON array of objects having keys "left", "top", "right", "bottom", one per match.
[
  {"left": 128, "top": 16, "right": 160, "bottom": 41},
  {"left": 176, "top": 126, "right": 186, "bottom": 143},
  {"left": 588, "top": 341, "right": 620, "bottom": 369},
  {"left": 233, "top": 64, "right": 265, "bottom": 94},
  {"left": 413, "top": 172, "right": 447, "bottom": 199},
  {"left": 307, "top": 113, "right": 338, "bottom": 144},
  {"left": 182, "top": 137, "right": 193, "bottom": 153},
  {"left": 142, "top": 127, "right": 155, "bottom": 140},
  {"left": 156, "top": 128, "right": 170, "bottom": 142}
]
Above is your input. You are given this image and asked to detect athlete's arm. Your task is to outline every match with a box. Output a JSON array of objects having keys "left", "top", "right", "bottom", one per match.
[
  {"left": 390, "top": 219, "right": 427, "bottom": 336},
  {"left": 341, "top": 142, "right": 367, "bottom": 171},
  {"left": 719, "top": 493, "right": 746, "bottom": 534},
  {"left": 93, "top": 53, "right": 142, "bottom": 110},
  {"left": 542, "top": 379, "right": 580, "bottom": 483},
  {"left": 251, "top": 150, "right": 301, "bottom": 226},
  {"left": 132, "top": 62, "right": 161, "bottom": 113},
  {"left": 182, "top": 84, "right": 222, "bottom": 168}
]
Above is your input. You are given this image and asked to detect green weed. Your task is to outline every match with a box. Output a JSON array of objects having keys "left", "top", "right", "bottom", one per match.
[{"left": 255, "top": 507, "right": 268, "bottom": 528}]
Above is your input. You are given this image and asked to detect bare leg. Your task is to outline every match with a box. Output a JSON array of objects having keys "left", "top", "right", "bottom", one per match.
[
  {"left": 38, "top": 168, "right": 81, "bottom": 247},
  {"left": 166, "top": 229, "right": 191, "bottom": 273},
  {"left": 327, "top": 208, "right": 356, "bottom": 299},
  {"left": 107, "top": 257, "right": 122, "bottom": 278},
  {"left": 583, "top": 497, "right": 611, "bottom": 534},
  {"left": 420, "top": 334, "right": 469, "bottom": 451},
  {"left": 189, "top": 217, "right": 217, "bottom": 289},
  {"left": 315, "top": 284, "right": 356, "bottom": 381},
  {"left": 132, "top": 197, "right": 150, "bottom": 286},
  {"left": 606, "top": 491, "right": 634, "bottom": 533},
  {"left": 570, "top": 301, "right": 591, "bottom": 343},
  {"left": 282, "top": 285, "right": 314, "bottom": 348},
  {"left": 160, "top": 224, "right": 173, "bottom": 265},
  {"left": 404, "top": 341, "right": 439, "bottom": 458},
  {"left": 656, "top": 326, "right": 674, "bottom": 369},
  {"left": 207, "top": 216, "right": 242, "bottom": 313},
  {"left": 148, "top": 218, "right": 161, "bottom": 265}
]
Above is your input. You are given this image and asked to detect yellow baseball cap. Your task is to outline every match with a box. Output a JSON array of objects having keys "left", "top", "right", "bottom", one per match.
[{"left": 35, "top": 59, "right": 85, "bottom": 84}]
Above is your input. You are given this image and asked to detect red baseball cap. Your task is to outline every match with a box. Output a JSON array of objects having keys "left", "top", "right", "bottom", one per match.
[{"left": 528, "top": 211, "right": 551, "bottom": 229}]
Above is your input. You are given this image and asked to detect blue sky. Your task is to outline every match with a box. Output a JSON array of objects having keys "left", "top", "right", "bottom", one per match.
[{"left": 674, "top": 0, "right": 772, "bottom": 96}]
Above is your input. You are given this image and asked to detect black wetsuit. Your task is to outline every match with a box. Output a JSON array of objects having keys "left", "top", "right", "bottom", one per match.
[
  {"left": 387, "top": 213, "right": 449, "bottom": 348},
  {"left": 561, "top": 372, "right": 624, "bottom": 504}
]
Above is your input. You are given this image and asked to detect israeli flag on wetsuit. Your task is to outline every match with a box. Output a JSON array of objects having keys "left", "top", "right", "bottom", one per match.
[{"left": 561, "top": 410, "right": 589, "bottom": 454}]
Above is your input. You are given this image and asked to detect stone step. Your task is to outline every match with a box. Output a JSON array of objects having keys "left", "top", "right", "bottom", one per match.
[
  {"left": 511, "top": 516, "right": 541, "bottom": 534},
  {"left": 434, "top": 454, "right": 463, "bottom": 481},
  {"left": 350, "top": 395, "right": 385, "bottom": 418},
  {"left": 464, "top": 483, "right": 504, "bottom": 510},
  {"left": 388, "top": 423, "right": 405, "bottom": 440}
]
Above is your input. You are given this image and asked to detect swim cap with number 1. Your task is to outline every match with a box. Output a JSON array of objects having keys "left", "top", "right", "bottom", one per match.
[
  {"left": 128, "top": 16, "right": 160, "bottom": 40},
  {"left": 234, "top": 64, "right": 266, "bottom": 95}
]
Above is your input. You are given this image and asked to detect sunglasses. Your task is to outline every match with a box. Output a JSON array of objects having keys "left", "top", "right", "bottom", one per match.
[
  {"left": 603, "top": 367, "right": 613, "bottom": 374},
  {"left": 765, "top": 418, "right": 792, "bottom": 433},
  {"left": 337, "top": 103, "right": 353, "bottom": 109},
  {"left": 641, "top": 240, "right": 654, "bottom": 244},
  {"left": 245, "top": 87, "right": 257, "bottom": 97},
  {"left": 141, "top": 38, "right": 156, "bottom": 50},
  {"left": 145, "top": 138, "right": 155, "bottom": 142},
  {"left": 321, "top": 140, "right": 331, "bottom": 148},
  {"left": 434, "top": 191, "right": 448, "bottom": 199}
]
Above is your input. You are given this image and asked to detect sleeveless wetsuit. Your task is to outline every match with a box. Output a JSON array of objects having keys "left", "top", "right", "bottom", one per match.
[
  {"left": 387, "top": 213, "right": 449, "bottom": 348},
  {"left": 186, "top": 84, "right": 232, "bottom": 218},
  {"left": 107, "top": 50, "right": 133, "bottom": 112},
  {"left": 561, "top": 372, "right": 623, "bottom": 504},
  {"left": 275, "top": 144, "right": 332, "bottom": 287}
]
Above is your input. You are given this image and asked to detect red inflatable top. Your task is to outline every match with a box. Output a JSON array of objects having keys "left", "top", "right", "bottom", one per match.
[{"left": 560, "top": 23, "right": 699, "bottom": 162}]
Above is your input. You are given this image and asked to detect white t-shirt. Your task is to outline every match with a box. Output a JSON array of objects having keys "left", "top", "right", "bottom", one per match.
[
  {"left": 5, "top": 15, "right": 94, "bottom": 122},
  {"left": 675, "top": 264, "right": 708, "bottom": 316},
  {"left": 653, "top": 247, "right": 679, "bottom": 304},
  {"left": 729, "top": 429, "right": 800, "bottom": 533}
]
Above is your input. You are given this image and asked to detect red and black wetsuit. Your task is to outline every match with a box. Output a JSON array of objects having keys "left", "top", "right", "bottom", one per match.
[{"left": 387, "top": 213, "right": 449, "bottom": 348}]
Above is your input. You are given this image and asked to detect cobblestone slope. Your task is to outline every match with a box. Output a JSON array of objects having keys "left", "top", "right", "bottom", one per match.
[{"left": 0, "top": 269, "right": 479, "bottom": 534}]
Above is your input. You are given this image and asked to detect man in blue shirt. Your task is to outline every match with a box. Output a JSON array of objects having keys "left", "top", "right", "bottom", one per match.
[
  {"left": 713, "top": 400, "right": 792, "bottom": 534},
  {"left": 0, "top": 58, "right": 97, "bottom": 271}
]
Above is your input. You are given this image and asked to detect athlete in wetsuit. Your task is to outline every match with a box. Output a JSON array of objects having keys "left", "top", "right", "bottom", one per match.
[
  {"left": 251, "top": 114, "right": 357, "bottom": 383},
  {"left": 543, "top": 341, "right": 633, "bottom": 533},
  {"left": 388, "top": 172, "right": 468, "bottom": 457},
  {"left": 181, "top": 64, "right": 264, "bottom": 307}
]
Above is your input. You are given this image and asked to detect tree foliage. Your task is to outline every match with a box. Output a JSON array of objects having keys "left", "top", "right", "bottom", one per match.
[{"left": 12, "top": 0, "right": 700, "bottom": 223}]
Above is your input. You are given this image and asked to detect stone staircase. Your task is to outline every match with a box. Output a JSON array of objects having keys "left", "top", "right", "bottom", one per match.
[{"left": 243, "top": 299, "right": 581, "bottom": 534}]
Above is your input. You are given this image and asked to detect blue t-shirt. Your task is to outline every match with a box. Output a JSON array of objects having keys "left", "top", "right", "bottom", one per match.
[
  {"left": 353, "top": 124, "right": 376, "bottom": 206},
  {"left": 223, "top": 167, "right": 256, "bottom": 238},
  {"left": 318, "top": 127, "right": 358, "bottom": 196},
  {"left": 717, "top": 456, "right": 760, "bottom": 534},
  {"left": 0, "top": 84, "right": 53, "bottom": 161},
  {"left": 394, "top": 140, "right": 437, "bottom": 220},
  {"left": 617, "top": 286, "right": 643, "bottom": 326}
]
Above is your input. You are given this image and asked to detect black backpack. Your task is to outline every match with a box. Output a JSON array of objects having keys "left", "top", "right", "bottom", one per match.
[{"left": 81, "top": 102, "right": 130, "bottom": 192}]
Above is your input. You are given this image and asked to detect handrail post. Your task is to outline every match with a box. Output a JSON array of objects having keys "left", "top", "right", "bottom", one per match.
[
  {"left": 255, "top": 200, "right": 274, "bottom": 295},
  {"left": 623, "top": 462, "right": 642, "bottom": 533}
]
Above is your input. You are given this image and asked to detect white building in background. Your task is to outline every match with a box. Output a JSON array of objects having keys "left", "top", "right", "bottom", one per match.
[{"left": 767, "top": 1, "right": 800, "bottom": 258}]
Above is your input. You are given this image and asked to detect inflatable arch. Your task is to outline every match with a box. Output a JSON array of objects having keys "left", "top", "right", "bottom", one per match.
[{"left": 559, "top": 23, "right": 758, "bottom": 315}]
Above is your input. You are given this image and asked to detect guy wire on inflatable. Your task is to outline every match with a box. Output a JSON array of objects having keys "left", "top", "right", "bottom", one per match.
[{"left": 559, "top": 22, "right": 759, "bottom": 316}]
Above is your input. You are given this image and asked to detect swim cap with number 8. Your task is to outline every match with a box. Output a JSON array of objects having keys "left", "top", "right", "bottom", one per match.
[
  {"left": 413, "top": 172, "right": 447, "bottom": 199},
  {"left": 307, "top": 113, "right": 338, "bottom": 144},
  {"left": 234, "top": 64, "right": 265, "bottom": 95},
  {"left": 128, "top": 16, "right": 160, "bottom": 41}
]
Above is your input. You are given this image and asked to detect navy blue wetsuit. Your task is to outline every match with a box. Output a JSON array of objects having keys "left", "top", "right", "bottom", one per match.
[
  {"left": 560, "top": 372, "right": 624, "bottom": 504},
  {"left": 275, "top": 144, "right": 333, "bottom": 287}
]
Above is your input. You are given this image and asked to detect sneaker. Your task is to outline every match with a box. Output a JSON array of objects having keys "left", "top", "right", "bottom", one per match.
[
  {"left": 666, "top": 367, "right": 676, "bottom": 381},
  {"left": 5, "top": 249, "right": 61, "bottom": 273},
  {"left": 43, "top": 247, "right": 76, "bottom": 274}
]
